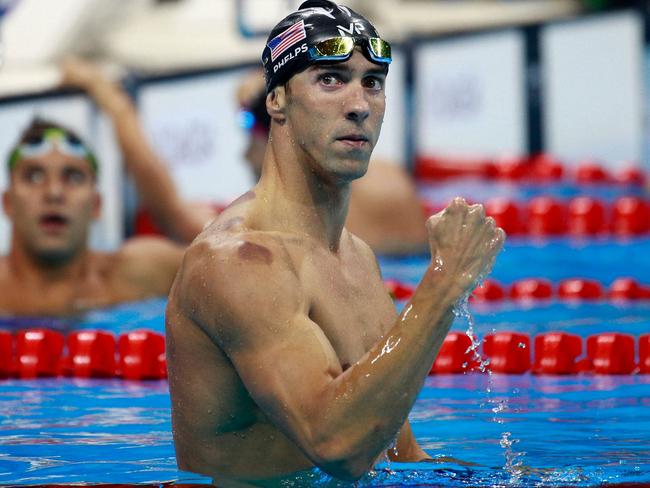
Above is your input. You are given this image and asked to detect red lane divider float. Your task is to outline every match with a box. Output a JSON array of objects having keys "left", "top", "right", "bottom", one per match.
[
  {"left": 509, "top": 278, "right": 554, "bottom": 300},
  {"left": 640, "top": 334, "right": 650, "bottom": 374},
  {"left": 483, "top": 332, "right": 531, "bottom": 374},
  {"left": 16, "top": 329, "right": 64, "bottom": 378},
  {"left": 568, "top": 197, "right": 608, "bottom": 235},
  {"left": 557, "top": 279, "right": 604, "bottom": 301},
  {"left": 611, "top": 197, "right": 650, "bottom": 235},
  {"left": 386, "top": 277, "right": 650, "bottom": 303},
  {"left": 0, "top": 330, "right": 13, "bottom": 378},
  {"left": 1, "top": 328, "right": 649, "bottom": 378},
  {"left": 0, "top": 329, "right": 167, "bottom": 380},
  {"left": 119, "top": 330, "right": 167, "bottom": 380},
  {"left": 533, "top": 332, "right": 583, "bottom": 374},
  {"left": 415, "top": 154, "right": 647, "bottom": 186},
  {"left": 527, "top": 197, "right": 568, "bottom": 236},
  {"left": 430, "top": 332, "right": 479, "bottom": 374},
  {"left": 586, "top": 333, "right": 636, "bottom": 375},
  {"left": 63, "top": 330, "right": 117, "bottom": 378},
  {"left": 422, "top": 196, "right": 650, "bottom": 237},
  {"left": 429, "top": 331, "right": 647, "bottom": 375}
]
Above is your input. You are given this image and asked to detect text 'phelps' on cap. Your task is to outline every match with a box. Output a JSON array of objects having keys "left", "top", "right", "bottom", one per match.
[{"left": 262, "top": 0, "right": 390, "bottom": 92}]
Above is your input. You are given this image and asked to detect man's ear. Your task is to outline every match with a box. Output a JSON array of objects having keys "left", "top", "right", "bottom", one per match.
[
  {"left": 2, "top": 189, "right": 11, "bottom": 218},
  {"left": 266, "top": 86, "right": 287, "bottom": 124},
  {"left": 92, "top": 190, "right": 101, "bottom": 220}
]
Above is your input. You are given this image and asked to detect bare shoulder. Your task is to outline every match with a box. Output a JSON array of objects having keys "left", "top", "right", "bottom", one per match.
[
  {"left": 110, "top": 236, "right": 185, "bottom": 295},
  {"left": 118, "top": 236, "right": 185, "bottom": 259},
  {"left": 175, "top": 226, "right": 304, "bottom": 328}
]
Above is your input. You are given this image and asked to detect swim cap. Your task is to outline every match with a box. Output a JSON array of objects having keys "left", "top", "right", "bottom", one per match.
[
  {"left": 262, "top": 0, "right": 390, "bottom": 92},
  {"left": 7, "top": 119, "right": 98, "bottom": 174}
]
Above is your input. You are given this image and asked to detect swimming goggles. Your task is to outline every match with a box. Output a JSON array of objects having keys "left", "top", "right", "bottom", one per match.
[
  {"left": 308, "top": 37, "right": 392, "bottom": 65},
  {"left": 8, "top": 128, "right": 98, "bottom": 173}
]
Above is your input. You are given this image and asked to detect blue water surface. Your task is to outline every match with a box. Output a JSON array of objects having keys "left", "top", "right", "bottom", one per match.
[
  {"left": 0, "top": 239, "right": 649, "bottom": 486},
  {"left": 0, "top": 374, "right": 648, "bottom": 486}
]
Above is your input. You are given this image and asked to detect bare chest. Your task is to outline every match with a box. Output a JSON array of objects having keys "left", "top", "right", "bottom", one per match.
[
  {"left": 0, "top": 267, "right": 149, "bottom": 316},
  {"left": 302, "top": 254, "right": 397, "bottom": 368}
]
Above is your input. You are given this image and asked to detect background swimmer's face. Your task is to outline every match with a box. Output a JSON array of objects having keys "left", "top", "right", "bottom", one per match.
[
  {"left": 283, "top": 49, "right": 386, "bottom": 183},
  {"left": 2, "top": 149, "right": 100, "bottom": 263}
]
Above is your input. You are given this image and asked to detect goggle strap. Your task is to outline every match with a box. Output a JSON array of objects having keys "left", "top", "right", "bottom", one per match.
[{"left": 7, "top": 138, "right": 99, "bottom": 174}]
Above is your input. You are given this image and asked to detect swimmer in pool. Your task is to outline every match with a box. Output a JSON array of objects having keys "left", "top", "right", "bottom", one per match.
[
  {"left": 165, "top": 0, "right": 504, "bottom": 483},
  {"left": 62, "top": 57, "right": 427, "bottom": 255},
  {"left": 0, "top": 119, "right": 184, "bottom": 316}
]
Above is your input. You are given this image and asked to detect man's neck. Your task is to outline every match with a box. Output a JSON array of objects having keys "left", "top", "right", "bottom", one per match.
[
  {"left": 253, "top": 134, "right": 353, "bottom": 252},
  {"left": 6, "top": 240, "right": 92, "bottom": 287}
]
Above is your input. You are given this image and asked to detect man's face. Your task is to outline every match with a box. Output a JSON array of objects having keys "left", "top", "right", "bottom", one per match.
[
  {"left": 3, "top": 149, "right": 100, "bottom": 263},
  {"left": 282, "top": 49, "right": 387, "bottom": 184}
]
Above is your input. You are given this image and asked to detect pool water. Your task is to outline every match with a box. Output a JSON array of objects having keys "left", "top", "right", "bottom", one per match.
[
  {"left": 1, "top": 239, "right": 650, "bottom": 486},
  {"left": 1, "top": 372, "right": 648, "bottom": 486}
]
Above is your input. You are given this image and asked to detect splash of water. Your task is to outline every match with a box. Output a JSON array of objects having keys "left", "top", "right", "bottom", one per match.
[
  {"left": 453, "top": 296, "right": 491, "bottom": 374},
  {"left": 453, "top": 291, "right": 526, "bottom": 482},
  {"left": 500, "top": 432, "right": 525, "bottom": 484}
]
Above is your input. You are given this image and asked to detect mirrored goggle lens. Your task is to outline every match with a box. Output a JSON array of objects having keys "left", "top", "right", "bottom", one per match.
[
  {"left": 310, "top": 37, "right": 356, "bottom": 61},
  {"left": 367, "top": 38, "right": 392, "bottom": 64},
  {"left": 19, "top": 133, "right": 88, "bottom": 160},
  {"left": 310, "top": 37, "right": 392, "bottom": 65}
]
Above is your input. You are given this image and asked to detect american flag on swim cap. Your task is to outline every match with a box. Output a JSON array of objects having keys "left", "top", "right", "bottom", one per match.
[{"left": 268, "top": 20, "right": 307, "bottom": 62}]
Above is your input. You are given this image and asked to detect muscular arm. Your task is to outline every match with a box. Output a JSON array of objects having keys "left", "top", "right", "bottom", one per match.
[
  {"left": 181, "top": 200, "right": 503, "bottom": 481},
  {"left": 61, "top": 58, "right": 213, "bottom": 243}
]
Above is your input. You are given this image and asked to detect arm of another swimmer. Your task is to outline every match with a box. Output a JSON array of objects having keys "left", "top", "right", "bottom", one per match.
[{"left": 60, "top": 58, "right": 213, "bottom": 243}]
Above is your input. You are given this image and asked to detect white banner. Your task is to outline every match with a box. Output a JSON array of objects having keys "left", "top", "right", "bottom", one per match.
[
  {"left": 414, "top": 30, "right": 527, "bottom": 160},
  {"left": 542, "top": 12, "right": 644, "bottom": 169}
]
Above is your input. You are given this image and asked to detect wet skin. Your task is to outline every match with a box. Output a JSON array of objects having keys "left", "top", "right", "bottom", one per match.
[
  {"left": 0, "top": 150, "right": 183, "bottom": 316},
  {"left": 166, "top": 51, "right": 504, "bottom": 484}
]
